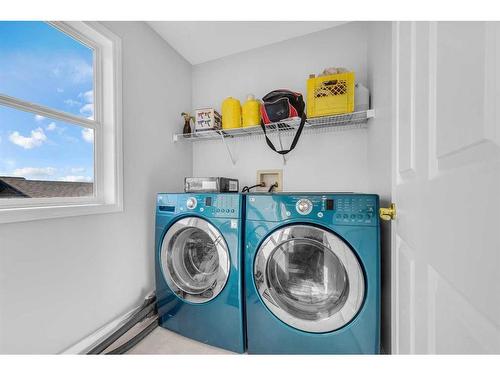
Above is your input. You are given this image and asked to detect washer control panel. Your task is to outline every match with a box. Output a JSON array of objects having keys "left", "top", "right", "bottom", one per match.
[{"left": 157, "top": 193, "right": 241, "bottom": 218}]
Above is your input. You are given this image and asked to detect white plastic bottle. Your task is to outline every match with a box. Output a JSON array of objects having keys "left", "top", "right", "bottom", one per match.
[{"left": 355, "top": 83, "right": 370, "bottom": 111}]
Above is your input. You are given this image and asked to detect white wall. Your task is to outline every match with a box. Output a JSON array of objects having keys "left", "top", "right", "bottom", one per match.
[
  {"left": 192, "top": 22, "right": 371, "bottom": 192},
  {"left": 192, "top": 21, "right": 393, "bottom": 352},
  {"left": 0, "top": 21, "right": 192, "bottom": 354},
  {"left": 367, "top": 22, "right": 393, "bottom": 353},
  {"left": 0, "top": 21, "right": 394, "bottom": 354}
]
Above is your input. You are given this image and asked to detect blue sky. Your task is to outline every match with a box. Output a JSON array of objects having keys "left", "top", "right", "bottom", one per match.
[{"left": 0, "top": 21, "right": 94, "bottom": 183}]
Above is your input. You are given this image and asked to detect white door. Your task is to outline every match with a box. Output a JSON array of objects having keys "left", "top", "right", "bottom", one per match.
[{"left": 392, "top": 21, "right": 500, "bottom": 354}]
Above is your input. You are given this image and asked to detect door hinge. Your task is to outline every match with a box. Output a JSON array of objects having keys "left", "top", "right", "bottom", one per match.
[{"left": 379, "top": 203, "right": 397, "bottom": 221}]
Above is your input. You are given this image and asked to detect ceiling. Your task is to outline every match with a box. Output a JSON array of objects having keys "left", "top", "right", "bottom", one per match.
[{"left": 147, "top": 21, "right": 346, "bottom": 65}]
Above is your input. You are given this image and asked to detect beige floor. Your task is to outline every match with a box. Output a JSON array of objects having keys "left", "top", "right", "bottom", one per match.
[{"left": 127, "top": 327, "right": 235, "bottom": 354}]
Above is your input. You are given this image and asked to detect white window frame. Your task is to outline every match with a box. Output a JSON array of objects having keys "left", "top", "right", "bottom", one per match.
[{"left": 0, "top": 21, "right": 123, "bottom": 223}]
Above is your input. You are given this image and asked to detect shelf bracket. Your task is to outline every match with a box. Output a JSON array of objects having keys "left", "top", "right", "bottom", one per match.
[
  {"left": 220, "top": 133, "right": 237, "bottom": 165},
  {"left": 276, "top": 128, "right": 287, "bottom": 165}
]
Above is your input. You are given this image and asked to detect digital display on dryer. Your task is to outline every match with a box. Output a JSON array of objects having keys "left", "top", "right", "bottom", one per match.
[
  {"left": 326, "top": 199, "right": 334, "bottom": 210},
  {"left": 205, "top": 197, "right": 212, "bottom": 206}
]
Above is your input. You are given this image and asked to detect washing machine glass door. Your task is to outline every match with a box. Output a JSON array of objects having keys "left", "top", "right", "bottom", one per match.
[
  {"left": 254, "top": 224, "right": 365, "bottom": 333},
  {"left": 161, "top": 217, "right": 230, "bottom": 303}
]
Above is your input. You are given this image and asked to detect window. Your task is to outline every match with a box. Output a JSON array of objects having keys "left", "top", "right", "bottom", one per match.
[{"left": 0, "top": 22, "right": 122, "bottom": 223}]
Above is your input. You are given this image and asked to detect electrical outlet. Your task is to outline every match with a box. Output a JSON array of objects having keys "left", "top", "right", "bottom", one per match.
[{"left": 256, "top": 169, "right": 283, "bottom": 192}]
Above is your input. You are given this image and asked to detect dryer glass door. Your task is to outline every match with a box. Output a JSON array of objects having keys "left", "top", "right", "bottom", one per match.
[
  {"left": 161, "top": 217, "right": 230, "bottom": 303},
  {"left": 254, "top": 225, "right": 365, "bottom": 333}
]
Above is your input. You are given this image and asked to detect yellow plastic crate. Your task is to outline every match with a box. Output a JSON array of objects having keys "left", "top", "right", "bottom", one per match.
[{"left": 306, "top": 72, "right": 355, "bottom": 118}]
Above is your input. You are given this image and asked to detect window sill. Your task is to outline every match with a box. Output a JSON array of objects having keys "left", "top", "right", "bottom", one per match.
[{"left": 0, "top": 201, "right": 123, "bottom": 224}]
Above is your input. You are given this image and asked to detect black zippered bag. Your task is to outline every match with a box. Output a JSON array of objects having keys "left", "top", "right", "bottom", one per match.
[{"left": 260, "top": 89, "right": 307, "bottom": 155}]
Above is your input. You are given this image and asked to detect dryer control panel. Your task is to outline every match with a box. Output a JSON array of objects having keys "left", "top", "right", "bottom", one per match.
[
  {"left": 157, "top": 193, "right": 241, "bottom": 219},
  {"left": 245, "top": 193, "right": 379, "bottom": 226}
]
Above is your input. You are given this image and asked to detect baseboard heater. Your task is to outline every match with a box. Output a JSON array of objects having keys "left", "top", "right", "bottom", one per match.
[{"left": 87, "top": 292, "right": 158, "bottom": 354}]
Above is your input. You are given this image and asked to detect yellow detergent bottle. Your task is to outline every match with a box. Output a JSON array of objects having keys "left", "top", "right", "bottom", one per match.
[
  {"left": 222, "top": 97, "right": 242, "bottom": 129},
  {"left": 242, "top": 94, "right": 261, "bottom": 127}
]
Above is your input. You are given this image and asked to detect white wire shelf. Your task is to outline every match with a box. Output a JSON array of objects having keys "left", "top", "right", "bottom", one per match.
[{"left": 172, "top": 109, "right": 375, "bottom": 142}]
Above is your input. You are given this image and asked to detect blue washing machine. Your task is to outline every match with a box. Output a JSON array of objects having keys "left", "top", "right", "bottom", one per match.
[
  {"left": 244, "top": 193, "right": 380, "bottom": 354},
  {"left": 155, "top": 193, "right": 245, "bottom": 353}
]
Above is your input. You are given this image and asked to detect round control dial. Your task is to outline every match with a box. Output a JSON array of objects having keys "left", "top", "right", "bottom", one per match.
[
  {"left": 186, "top": 197, "right": 197, "bottom": 209},
  {"left": 296, "top": 199, "right": 313, "bottom": 215}
]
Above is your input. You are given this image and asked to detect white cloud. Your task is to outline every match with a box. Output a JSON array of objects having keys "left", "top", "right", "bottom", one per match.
[
  {"left": 80, "top": 103, "right": 94, "bottom": 117},
  {"left": 52, "top": 59, "right": 92, "bottom": 84},
  {"left": 64, "top": 98, "right": 81, "bottom": 107},
  {"left": 78, "top": 90, "right": 94, "bottom": 118},
  {"left": 59, "top": 175, "right": 92, "bottom": 182},
  {"left": 83, "top": 90, "right": 93, "bottom": 103},
  {"left": 34, "top": 114, "right": 45, "bottom": 122},
  {"left": 71, "top": 60, "right": 93, "bottom": 84},
  {"left": 13, "top": 167, "right": 56, "bottom": 179},
  {"left": 56, "top": 88, "right": 64, "bottom": 93},
  {"left": 70, "top": 167, "right": 86, "bottom": 174},
  {"left": 46, "top": 122, "right": 57, "bottom": 131},
  {"left": 81, "top": 128, "right": 93, "bottom": 143},
  {"left": 9, "top": 127, "right": 47, "bottom": 149}
]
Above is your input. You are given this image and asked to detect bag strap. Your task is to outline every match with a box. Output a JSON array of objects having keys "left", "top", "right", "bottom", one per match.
[{"left": 259, "top": 112, "right": 306, "bottom": 155}]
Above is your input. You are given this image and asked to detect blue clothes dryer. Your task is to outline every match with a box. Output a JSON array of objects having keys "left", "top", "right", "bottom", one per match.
[
  {"left": 244, "top": 193, "right": 380, "bottom": 354},
  {"left": 155, "top": 193, "right": 245, "bottom": 353}
]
